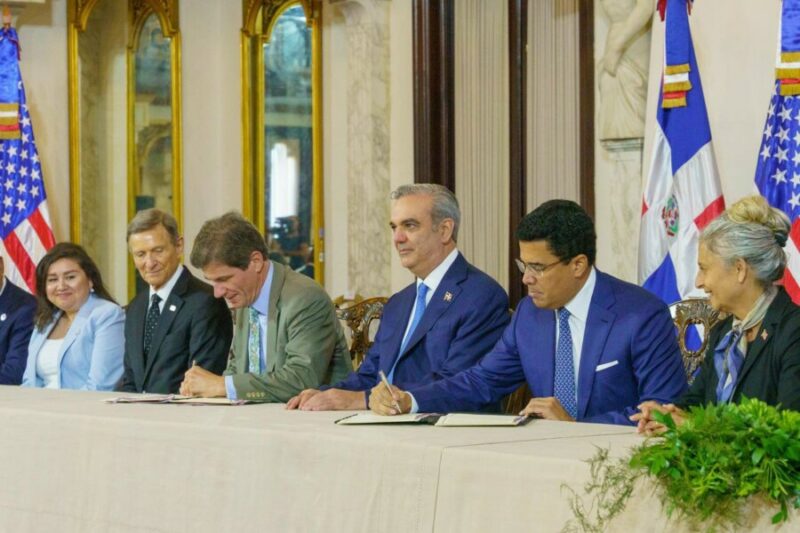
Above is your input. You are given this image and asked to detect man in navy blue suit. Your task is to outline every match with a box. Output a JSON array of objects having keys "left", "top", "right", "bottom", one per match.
[
  {"left": 370, "top": 200, "right": 688, "bottom": 425},
  {"left": 286, "top": 184, "right": 509, "bottom": 411},
  {"left": 0, "top": 256, "right": 36, "bottom": 385}
]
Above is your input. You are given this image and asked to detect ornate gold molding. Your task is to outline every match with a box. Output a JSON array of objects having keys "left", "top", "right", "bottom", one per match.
[
  {"left": 68, "top": 0, "right": 100, "bottom": 32},
  {"left": 243, "top": 0, "right": 318, "bottom": 38},
  {"left": 130, "top": 0, "right": 179, "bottom": 40},
  {"left": 127, "top": 0, "right": 183, "bottom": 297}
]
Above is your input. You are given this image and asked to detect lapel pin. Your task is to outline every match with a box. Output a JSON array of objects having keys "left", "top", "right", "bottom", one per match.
[
  {"left": 443, "top": 291, "right": 453, "bottom": 302},
  {"left": 0, "top": 313, "right": 5, "bottom": 321},
  {"left": 761, "top": 329, "right": 769, "bottom": 341},
  {"left": 169, "top": 304, "right": 177, "bottom": 312}
]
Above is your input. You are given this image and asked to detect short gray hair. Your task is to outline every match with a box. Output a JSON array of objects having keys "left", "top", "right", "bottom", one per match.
[
  {"left": 127, "top": 208, "right": 180, "bottom": 245},
  {"left": 391, "top": 184, "right": 461, "bottom": 241},
  {"left": 700, "top": 195, "right": 790, "bottom": 286}
]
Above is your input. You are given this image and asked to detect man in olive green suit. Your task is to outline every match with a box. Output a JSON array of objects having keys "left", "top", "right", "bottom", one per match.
[{"left": 180, "top": 212, "right": 351, "bottom": 401}]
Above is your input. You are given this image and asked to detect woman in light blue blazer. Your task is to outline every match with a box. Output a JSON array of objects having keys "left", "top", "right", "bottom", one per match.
[{"left": 22, "top": 243, "right": 124, "bottom": 390}]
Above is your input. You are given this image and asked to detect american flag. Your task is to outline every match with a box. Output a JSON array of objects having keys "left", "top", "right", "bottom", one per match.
[
  {"left": 0, "top": 27, "right": 55, "bottom": 292},
  {"left": 755, "top": 86, "right": 800, "bottom": 301}
]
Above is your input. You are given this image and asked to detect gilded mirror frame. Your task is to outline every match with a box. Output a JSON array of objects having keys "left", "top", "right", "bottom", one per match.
[
  {"left": 68, "top": 0, "right": 182, "bottom": 298},
  {"left": 68, "top": 0, "right": 183, "bottom": 239},
  {"left": 242, "top": 0, "right": 324, "bottom": 284},
  {"left": 127, "top": 0, "right": 182, "bottom": 228}
]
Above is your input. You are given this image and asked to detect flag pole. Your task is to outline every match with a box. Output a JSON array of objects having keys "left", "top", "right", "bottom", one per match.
[{"left": 2, "top": 5, "right": 10, "bottom": 29}]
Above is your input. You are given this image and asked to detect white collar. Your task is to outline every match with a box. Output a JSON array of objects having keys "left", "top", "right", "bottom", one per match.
[
  {"left": 417, "top": 248, "right": 459, "bottom": 293},
  {"left": 562, "top": 267, "right": 596, "bottom": 322},
  {"left": 149, "top": 265, "right": 184, "bottom": 303}
]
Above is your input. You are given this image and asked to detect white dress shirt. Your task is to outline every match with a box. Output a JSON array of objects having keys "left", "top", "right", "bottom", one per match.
[{"left": 148, "top": 265, "right": 184, "bottom": 313}]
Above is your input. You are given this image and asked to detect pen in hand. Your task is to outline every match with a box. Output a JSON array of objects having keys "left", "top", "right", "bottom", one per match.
[{"left": 378, "top": 370, "right": 403, "bottom": 414}]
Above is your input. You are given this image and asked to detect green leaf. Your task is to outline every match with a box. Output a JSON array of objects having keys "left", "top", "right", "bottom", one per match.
[
  {"left": 751, "top": 448, "right": 765, "bottom": 465},
  {"left": 652, "top": 409, "right": 677, "bottom": 430}
]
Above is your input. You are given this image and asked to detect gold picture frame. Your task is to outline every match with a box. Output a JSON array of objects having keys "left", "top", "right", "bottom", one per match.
[{"left": 242, "top": 0, "right": 324, "bottom": 284}]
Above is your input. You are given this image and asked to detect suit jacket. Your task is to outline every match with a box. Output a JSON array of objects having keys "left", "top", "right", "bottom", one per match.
[
  {"left": 22, "top": 294, "right": 125, "bottom": 390},
  {"left": 225, "top": 261, "right": 352, "bottom": 402},
  {"left": 0, "top": 278, "right": 36, "bottom": 385},
  {"left": 117, "top": 268, "right": 233, "bottom": 394},
  {"left": 410, "top": 271, "right": 688, "bottom": 425},
  {"left": 677, "top": 287, "right": 800, "bottom": 412},
  {"left": 329, "top": 252, "right": 509, "bottom": 405}
]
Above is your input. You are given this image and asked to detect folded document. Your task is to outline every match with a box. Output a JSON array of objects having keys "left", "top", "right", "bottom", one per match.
[
  {"left": 335, "top": 412, "right": 530, "bottom": 426},
  {"left": 104, "top": 395, "right": 249, "bottom": 406}
]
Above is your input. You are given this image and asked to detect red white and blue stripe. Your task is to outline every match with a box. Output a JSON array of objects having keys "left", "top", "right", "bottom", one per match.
[{"left": 639, "top": 0, "right": 724, "bottom": 305}]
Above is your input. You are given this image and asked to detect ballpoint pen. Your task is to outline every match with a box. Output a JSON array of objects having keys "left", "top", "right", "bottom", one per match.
[{"left": 378, "top": 370, "right": 403, "bottom": 414}]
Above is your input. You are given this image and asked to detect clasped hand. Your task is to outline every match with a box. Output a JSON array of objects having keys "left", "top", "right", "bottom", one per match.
[{"left": 630, "top": 401, "right": 687, "bottom": 435}]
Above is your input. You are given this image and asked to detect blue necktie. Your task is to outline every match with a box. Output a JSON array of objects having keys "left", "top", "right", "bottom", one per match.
[
  {"left": 554, "top": 307, "right": 577, "bottom": 419},
  {"left": 387, "top": 283, "right": 429, "bottom": 383}
]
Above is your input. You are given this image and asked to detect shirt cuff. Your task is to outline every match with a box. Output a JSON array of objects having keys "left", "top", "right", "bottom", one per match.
[
  {"left": 225, "top": 375, "right": 238, "bottom": 400},
  {"left": 408, "top": 392, "right": 419, "bottom": 414}
]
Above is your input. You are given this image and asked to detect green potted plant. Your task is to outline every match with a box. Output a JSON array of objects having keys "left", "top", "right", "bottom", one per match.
[{"left": 563, "top": 398, "right": 800, "bottom": 532}]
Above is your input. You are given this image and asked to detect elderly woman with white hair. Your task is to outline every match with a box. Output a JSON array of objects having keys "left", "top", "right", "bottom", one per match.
[{"left": 633, "top": 195, "right": 800, "bottom": 433}]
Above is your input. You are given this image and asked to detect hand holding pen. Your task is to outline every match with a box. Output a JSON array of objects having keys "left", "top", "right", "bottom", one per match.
[{"left": 371, "top": 371, "right": 410, "bottom": 415}]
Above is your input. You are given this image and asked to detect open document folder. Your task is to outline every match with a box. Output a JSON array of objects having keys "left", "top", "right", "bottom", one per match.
[
  {"left": 104, "top": 395, "right": 250, "bottom": 406},
  {"left": 334, "top": 413, "right": 530, "bottom": 427}
]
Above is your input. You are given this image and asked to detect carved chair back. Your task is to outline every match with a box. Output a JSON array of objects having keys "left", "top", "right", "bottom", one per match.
[
  {"left": 335, "top": 296, "right": 388, "bottom": 369},
  {"left": 668, "top": 297, "right": 724, "bottom": 384}
]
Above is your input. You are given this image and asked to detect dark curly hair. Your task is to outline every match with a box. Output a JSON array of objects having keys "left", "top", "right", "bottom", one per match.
[
  {"left": 34, "top": 242, "right": 116, "bottom": 330},
  {"left": 516, "top": 199, "right": 596, "bottom": 265}
]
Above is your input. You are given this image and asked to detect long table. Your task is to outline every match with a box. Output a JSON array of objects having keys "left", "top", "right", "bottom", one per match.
[{"left": 0, "top": 388, "right": 788, "bottom": 532}]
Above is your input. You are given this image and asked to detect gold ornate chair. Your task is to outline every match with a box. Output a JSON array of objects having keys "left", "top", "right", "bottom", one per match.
[
  {"left": 335, "top": 296, "right": 388, "bottom": 369},
  {"left": 668, "top": 297, "right": 724, "bottom": 383}
]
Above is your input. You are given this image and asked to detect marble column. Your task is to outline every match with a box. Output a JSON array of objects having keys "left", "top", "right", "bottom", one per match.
[
  {"left": 597, "top": 139, "right": 643, "bottom": 282},
  {"left": 331, "top": 0, "right": 392, "bottom": 297}
]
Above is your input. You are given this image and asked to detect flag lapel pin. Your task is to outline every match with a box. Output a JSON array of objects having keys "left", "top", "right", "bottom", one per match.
[
  {"left": 443, "top": 292, "right": 452, "bottom": 302},
  {"left": 761, "top": 329, "right": 769, "bottom": 341},
  {"left": 0, "top": 313, "right": 6, "bottom": 321},
  {"left": 169, "top": 304, "right": 177, "bottom": 312}
]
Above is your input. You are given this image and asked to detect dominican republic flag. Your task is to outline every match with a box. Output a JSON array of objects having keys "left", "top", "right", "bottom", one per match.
[
  {"left": 639, "top": 0, "right": 724, "bottom": 305},
  {"left": 756, "top": 0, "right": 800, "bottom": 303},
  {"left": 0, "top": 27, "right": 56, "bottom": 292}
]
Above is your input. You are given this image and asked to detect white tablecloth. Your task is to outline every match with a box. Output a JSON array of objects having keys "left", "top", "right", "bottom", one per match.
[{"left": 1, "top": 387, "right": 788, "bottom": 532}]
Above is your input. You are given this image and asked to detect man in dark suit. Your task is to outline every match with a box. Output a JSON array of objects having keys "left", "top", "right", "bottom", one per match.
[
  {"left": 0, "top": 257, "right": 36, "bottom": 385},
  {"left": 370, "top": 200, "right": 688, "bottom": 425},
  {"left": 117, "top": 209, "right": 232, "bottom": 394},
  {"left": 286, "top": 184, "right": 510, "bottom": 411}
]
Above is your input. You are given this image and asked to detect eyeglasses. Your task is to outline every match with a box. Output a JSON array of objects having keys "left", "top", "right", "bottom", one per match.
[{"left": 514, "top": 258, "right": 563, "bottom": 277}]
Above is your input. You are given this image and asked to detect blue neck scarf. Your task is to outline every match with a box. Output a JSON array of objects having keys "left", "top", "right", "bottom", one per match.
[{"left": 713, "top": 287, "right": 776, "bottom": 403}]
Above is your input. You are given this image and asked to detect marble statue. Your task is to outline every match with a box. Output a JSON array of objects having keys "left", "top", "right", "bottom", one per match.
[{"left": 598, "top": 0, "right": 654, "bottom": 141}]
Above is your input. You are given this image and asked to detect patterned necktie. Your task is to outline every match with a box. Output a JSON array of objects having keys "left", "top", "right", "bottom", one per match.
[
  {"left": 714, "top": 329, "right": 746, "bottom": 403},
  {"left": 248, "top": 307, "right": 261, "bottom": 374},
  {"left": 388, "top": 283, "right": 429, "bottom": 383},
  {"left": 143, "top": 294, "right": 162, "bottom": 362},
  {"left": 554, "top": 307, "right": 577, "bottom": 419}
]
